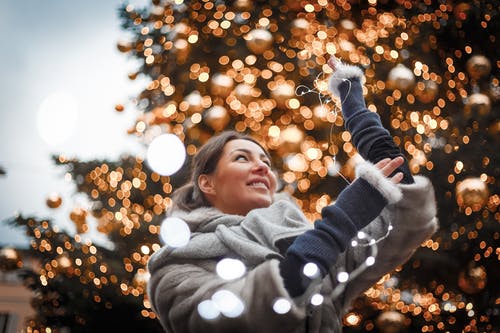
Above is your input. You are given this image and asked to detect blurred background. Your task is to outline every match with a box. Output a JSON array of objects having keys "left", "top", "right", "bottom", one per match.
[{"left": 0, "top": 0, "right": 146, "bottom": 248}]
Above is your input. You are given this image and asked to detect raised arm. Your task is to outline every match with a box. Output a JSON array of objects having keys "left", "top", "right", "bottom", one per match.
[{"left": 327, "top": 57, "right": 414, "bottom": 184}]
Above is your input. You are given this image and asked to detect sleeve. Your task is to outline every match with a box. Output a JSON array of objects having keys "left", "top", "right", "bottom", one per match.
[
  {"left": 147, "top": 257, "right": 306, "bottom": 333},
  {"left": 333, "top": 166, "right": 438, "bottom": 309},
  {"left": 328, "top": 60, "right": 414, "bottom": 184},
  {"left": 279, "top": 163, "right": 402, "bottom": 297}
]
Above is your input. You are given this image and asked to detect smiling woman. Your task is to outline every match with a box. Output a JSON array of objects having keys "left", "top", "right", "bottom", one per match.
[{"left": 147, "top": 58, "right": 438, "bottom": 333}]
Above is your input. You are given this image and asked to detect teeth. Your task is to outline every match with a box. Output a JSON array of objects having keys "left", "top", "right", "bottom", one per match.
[{"left": 249, "top": 182, "right": 266, "bottom": 187}]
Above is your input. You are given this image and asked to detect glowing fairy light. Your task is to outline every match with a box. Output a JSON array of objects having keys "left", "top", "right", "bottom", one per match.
[
  {"left": 310, "top": 293, "right": 324, "bottom": 306},
  {"left": 211, "top": 290, "right": 245, "bottom": 318},
  {"left": 159, "top": 217, "right": 191, "bottom": 247},
  {"left": 197, "top": 300, "right": 220, "bottom": 320},
  {"left": 303, "top": 262, "right": 320, "bottom": 278},
  {"left": 146, "top": 134, "right": 186, "bottom": 176},
  {"left": 366, "top": 256, "right": 375, "bottom": 266},
  {"left": 216, "top": 258, "right": 247, "bottom": 280},
  {"left": 273, "top": 298, "right": 291, "bottom": 314},
  {"left": 337, "top": 271, "right": 349, "bottom": 283}
]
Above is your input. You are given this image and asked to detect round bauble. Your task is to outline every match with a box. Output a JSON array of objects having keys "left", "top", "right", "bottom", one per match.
[
  {"left": 46, "top": 193, "right": 63, "bottom": 209},
  {"left": 210, "top": 73, "right": 234, "bottom": 98},
  {"left": 245, "top": 29, "right": 273, "bottom": 54},
  {"left": 466, "top": 55, "right": 491, "bottom": 80},
  {"left": 455, "top": 177, "right": 489, "bottom": 212},
  {"left": 464, "top": 93, "right": 491, "bottom": 118},
  {"left": 271, "top": 82, "right": 295, "bottom": 109},
  {"left": 233, "top": 0, "right": 254, "bottom": 11},
  {"left": 290, "top": 18, "right": 310, "bottom": 38},
  {"left": 458, "top": 264, "right": 487, "bottom": 294},
  {"left": 204, "top": 105, "right": 230, "bottom": 131},
  {"left": 387, "top": 64, "right": 415, "bottom": 91},
  {"left": 70, "top": 207, "right": 88, "bottom": 233},
  {"left": 184, "top": 90, "right": 204, "bottom": 115},
  {"left": 280, "top": 126, "right": 305, "bottom": 153},
  {"left": 415, "top": 80, "right": 439, "bottom": 104},
  {"left": 375, "top": 311, "right": 407, "bottom": 333},
  {"left": 234, "top": 83, "right": 255, "bottom": 104}
]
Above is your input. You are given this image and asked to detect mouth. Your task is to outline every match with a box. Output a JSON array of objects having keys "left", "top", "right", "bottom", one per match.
[{"left": 247, "top": 179, "right": 270, "bottom": 190}]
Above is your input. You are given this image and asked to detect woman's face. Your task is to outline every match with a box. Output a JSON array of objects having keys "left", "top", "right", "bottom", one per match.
[{"left": 199, "top": 139, "right": 278, "bottom": 216}]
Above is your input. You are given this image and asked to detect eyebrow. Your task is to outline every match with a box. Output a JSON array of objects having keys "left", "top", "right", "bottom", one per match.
[{"left": 230, "top": 148, "right": 269, "bottom": 160}]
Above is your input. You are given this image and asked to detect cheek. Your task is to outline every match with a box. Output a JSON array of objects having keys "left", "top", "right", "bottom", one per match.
[{"left": 269, "top": 173, "right": 278, "bottom": 193}]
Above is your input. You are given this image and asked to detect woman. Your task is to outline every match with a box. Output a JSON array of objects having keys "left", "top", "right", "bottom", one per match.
[{"left": 147, "top": 58, "right": 438, "bottom": 332}]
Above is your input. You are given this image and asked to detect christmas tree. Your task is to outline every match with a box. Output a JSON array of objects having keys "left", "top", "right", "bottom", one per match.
[{"left": 2, "top": 0, "right": 498, "bottom": 332}]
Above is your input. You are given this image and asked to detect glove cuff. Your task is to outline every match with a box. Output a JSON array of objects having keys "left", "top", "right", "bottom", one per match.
[
  {"left": 356, "top": 160, "right": 403, "bottom": 204},
  {"left": 328, "top": 60, "right": 365, "bottom": 98}
]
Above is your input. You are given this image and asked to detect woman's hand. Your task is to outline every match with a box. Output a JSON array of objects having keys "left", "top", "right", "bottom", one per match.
[
  {"left": 375, "top": 157, "right": 405, "bottom": 184},
  {"left": 327, "top": 56, "right": 340, "bottom": 71}
]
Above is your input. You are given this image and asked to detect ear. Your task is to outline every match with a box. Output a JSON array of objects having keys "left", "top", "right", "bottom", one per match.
[{"left": 198, "top": 174, "right": 216, "bottom": 197}]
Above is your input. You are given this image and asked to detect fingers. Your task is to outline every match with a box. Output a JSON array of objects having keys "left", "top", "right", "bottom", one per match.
[
  {"left": 374, "top": 157, "right": 405, "bottom": 184},
  {"left": 327, "top": 56, "right": 339, "bottom": 71}
]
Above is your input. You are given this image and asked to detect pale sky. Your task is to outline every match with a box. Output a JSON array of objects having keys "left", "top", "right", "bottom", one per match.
[{"left": 0, "top": 0, "right": 150, "bottom": 247}]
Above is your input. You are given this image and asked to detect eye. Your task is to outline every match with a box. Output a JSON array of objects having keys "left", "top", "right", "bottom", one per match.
[
  {"left": 262, "top": 159, "right": 271, "bottom": 167},
  {"left": 235, "top": 154, "right": 248, "bottom": 162}
]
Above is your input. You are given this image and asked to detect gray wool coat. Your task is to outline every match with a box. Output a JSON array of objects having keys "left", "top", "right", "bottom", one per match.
[{"left": 147, "top": 161, "right": 438, "bottom": 332}]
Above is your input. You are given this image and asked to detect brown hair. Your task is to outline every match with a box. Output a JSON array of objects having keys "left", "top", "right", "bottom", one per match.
[{"left": 171, "top": 131, "right": 272, "bottom": 212}]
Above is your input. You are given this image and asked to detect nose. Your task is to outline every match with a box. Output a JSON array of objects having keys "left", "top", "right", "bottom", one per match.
[{"left": 253, "top": 160, "right": 270, "bottom": 174}]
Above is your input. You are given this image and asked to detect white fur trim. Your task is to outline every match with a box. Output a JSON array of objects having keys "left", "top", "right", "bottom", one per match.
[
  {"left": 355, "top": 161, "right": 402, "bottom": 204},
  {"left": 328, "top": 61, "right": 365, "bottom": 97}
]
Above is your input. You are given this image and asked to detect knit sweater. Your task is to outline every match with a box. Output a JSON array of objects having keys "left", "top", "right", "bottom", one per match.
[
  {"left": 147, "top": 169, "right": 438, "bottom": 332},
  {"left": 279, "top": 60, "right": 415, "bottom": 297},
  {"left": 147, "top": 62, "right": 438, "bottom": 332}
]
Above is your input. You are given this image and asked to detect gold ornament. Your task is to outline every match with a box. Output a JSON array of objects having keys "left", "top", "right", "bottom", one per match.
[
  {"left": 70, "top": 207, "right": 88, "bottom": 234},
  {"left": 233, "top": 0, "right": 254, "bottom": 11},
  {"left": 133, "top": 270, "right": 151, "bottom": 289},
  {"left": 458, "top": 263, "right": 487, "bottom": 294},
  {"left": 338, "top": 19, "right": 356, "bottom": 38},
  {"left": 280, "top": 126, "right": 305, "bottom": 153},
  {"left": 455, "top": 177, "right": 489, "bottom": 211},
  {"left": 290, "top": 18, "right": 310, "bottom": 38},
  {"left": 312, "top": 104, "right": 336, "bottom": 129},
  {"left": 173, "top": 22, "right": 190, "bottom": 39},
  {"left": 0, "top": 247, "right": 20, "bottom": 270},
  {"left": 387, "top": 64, "right": 415, "bottom": 91},
  {"left": 337, "top": 39, "right": 357, "bottom": 60},
  {"left": 464, "top": 93, "right": 491, "bottom": 118},
  {"left": 271, "top": 82, "right": 295, "bottom": 109},
  {"left": 234, "top": 83, "right": 255, "bottom": 104},
  {"left": 204, "top": 105, "right": 230, "bottom": 131},
  {"left": 375, "top": 311, "right": 407, "bottom": 333},
  {"left": 414, "top": 80, "right": 439, "bottom": 104},
  {"left": 46, "top": 193, "right": 63, "bottom": 209},
  {"left": 184, "top": 91, "right": 204, "bottom": 115},
  {"left": 210, "top": 73, "right": 234, "bottom": 98},
  {"left": 115, "top": 104, "right": 125, "bottom": 112},
  {"left": 173, "top": 39, "right": 190, "bottom": 63},
  {"left": 466, "top": 55, "right": 491, "bottom": 80},
  {"left": 245, "top": 29, "right": 273, "bottom": 54}
]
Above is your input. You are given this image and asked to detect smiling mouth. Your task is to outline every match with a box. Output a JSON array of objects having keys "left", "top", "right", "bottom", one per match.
[{"left": 247, "top": 181, "right": 269, "bottom": 189}]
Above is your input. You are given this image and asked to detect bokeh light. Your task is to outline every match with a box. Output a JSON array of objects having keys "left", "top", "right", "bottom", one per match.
[
  {"left": 216, "top": 258, "right": 246, "bottom": 280},
  {"left": 146, "top": 134, "right": 186, "bottom": 176},
  {"left": 159, "top": 217, "right": 191, "bottom": 248},
  {"left": 37, "top": 91, "right": 78, "bottom": 146}
]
